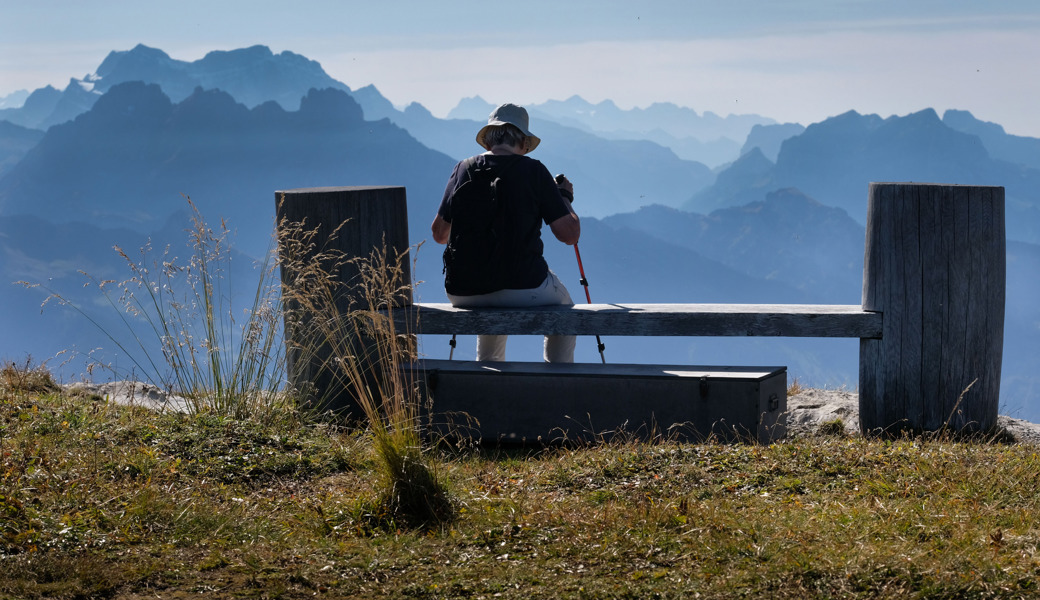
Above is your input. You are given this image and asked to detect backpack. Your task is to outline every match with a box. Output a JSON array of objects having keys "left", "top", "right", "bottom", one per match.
[{"left": 442, "top": 155, "right": 522, "bottom": 295}]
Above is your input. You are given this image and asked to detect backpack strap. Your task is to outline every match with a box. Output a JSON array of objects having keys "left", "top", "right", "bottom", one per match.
[
  {"left": 459, "top": 154, "right": 522, "bottom": 181},
  {"left": 453, "top": 154, "right": 523, "bottom": 210}
]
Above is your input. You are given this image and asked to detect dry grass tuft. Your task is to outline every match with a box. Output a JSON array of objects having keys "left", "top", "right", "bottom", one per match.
[
  {"left": 787, "top": 376, "right": 804, "bottom": 397},
  {"left": 1, "top": 357, "right": 58, "bottom": 395},
  {"left": 277, "top": 209, "right": 454, "bottom": 529}
]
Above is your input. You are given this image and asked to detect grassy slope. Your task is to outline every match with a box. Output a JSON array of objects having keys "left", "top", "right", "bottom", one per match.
[{"left": 2, "top": 373, "right": 1040, "bottom": 599}]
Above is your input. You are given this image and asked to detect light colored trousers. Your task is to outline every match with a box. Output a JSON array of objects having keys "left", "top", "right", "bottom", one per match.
[{"left": 447, "top": 270, "right": 576, "bottom": 362}]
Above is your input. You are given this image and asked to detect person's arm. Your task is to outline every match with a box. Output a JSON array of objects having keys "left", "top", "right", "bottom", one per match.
[
  {"left": 549, "top": 209, "right": 580, "bottom": 245},
  {"left": 548, "top": 172, "right": 579, "bottom": 244},
  {"left": 431, "top": 214, "right": 451, "bottom": 244},
  {"left": 433, "top": 159, "right": 469, "bottom": 245}
]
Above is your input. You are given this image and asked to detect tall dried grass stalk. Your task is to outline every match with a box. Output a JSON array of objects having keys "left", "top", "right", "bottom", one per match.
[
  {"left": 277, "top": 212, "right": 454, "bottom": 527},
  {"left": 26, "top": 197, "right": 292, "bottom": 424}
]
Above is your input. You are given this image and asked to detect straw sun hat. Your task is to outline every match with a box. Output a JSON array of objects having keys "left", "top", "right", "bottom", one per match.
[{"left": 475, "top": 103, "right": 541, "bottom": 152}]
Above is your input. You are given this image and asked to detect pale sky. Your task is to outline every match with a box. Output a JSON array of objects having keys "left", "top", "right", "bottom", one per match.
[{"left": 3, "top": 0, "right": 1040, "bottom": 136}]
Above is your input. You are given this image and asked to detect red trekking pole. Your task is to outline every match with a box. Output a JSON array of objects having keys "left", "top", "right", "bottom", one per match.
[
  {"left": 556, "top": 173, "right": 606, "bottom": 363},
  {"left": 574, "top": 243, "right": 606, "bottom": 363}
]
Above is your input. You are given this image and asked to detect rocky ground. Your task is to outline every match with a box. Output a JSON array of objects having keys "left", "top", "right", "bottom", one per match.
[
  {"left": 787, "top": 387, "right": 1040, "bottom": 443},
  {"left": 65, "top": 381, "right": 1040, "bottom": 444},
  {"left": 65, "top": 381, "right": 192, "bottom": 412}
]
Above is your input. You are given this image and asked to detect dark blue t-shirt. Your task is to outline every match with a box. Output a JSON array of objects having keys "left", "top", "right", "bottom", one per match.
[{"left": 438, "top": 154, "right": 571, "bottom": 294}]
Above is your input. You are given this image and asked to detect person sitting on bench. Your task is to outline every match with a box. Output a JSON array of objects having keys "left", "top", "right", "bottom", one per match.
[{"left": 431, "top": 103, "right": 580, "bottom": 362}]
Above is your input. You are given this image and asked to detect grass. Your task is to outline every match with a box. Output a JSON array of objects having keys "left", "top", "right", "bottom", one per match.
[
  {"left": 9, "top": 205, "right": 1039, "bottom": 598},
  {"left": 3, "top": 365, "right": 1040, "bottom": 599}
]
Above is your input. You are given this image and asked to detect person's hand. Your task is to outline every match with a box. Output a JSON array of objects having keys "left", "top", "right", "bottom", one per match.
[{"left": 554, "top": 174, "right": 574, "bottom": 201}]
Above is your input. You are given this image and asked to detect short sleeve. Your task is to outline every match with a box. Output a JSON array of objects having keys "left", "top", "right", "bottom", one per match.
[{"left": 437, "top": 160, "right": 469, "bottom": 223}]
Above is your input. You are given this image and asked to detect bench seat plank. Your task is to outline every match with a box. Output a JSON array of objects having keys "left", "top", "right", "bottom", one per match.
[{"left": 394, "top": 303, "right": 882, "bottom": 338}]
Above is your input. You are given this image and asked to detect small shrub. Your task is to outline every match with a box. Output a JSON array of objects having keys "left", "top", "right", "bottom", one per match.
[
  {"left": 1, "top": 357, "right": 58, "bottom": 395},
  {"left": 817, "top": 418, "right": 848, "bottom": 437}
]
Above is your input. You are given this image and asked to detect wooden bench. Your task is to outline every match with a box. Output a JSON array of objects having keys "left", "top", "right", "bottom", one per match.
[
  {"left": 388, "top": 303, "right": 880, "bottom": 443},
  {"left": 277, "top": 182, "right": 1006, "bottom": 437},
  {"left": 397, "top": 303, "right": 882, "bottom": 338}
]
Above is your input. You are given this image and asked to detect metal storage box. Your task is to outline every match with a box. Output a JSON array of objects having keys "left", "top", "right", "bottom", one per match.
[{"left": 413, "top": 360, "right": 786, "bottom": 444}]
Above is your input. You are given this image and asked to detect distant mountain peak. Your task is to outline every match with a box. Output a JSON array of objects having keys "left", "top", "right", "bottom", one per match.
[
  {"left": 730, "top": 146, "right": 774, "bottom": 172},
  {"left": 0, "top": 89, "right": 30, "bottom": 110},
  {"left": 403, "top": 102, "right": 433, "bottom": 118},
  {"left": 96, "top": 44, "right": 176, "bottom": 78},
  {"left": 297, "top": 87, "right": 364, "bottom": 126},
  {"left": 943, "top": 109, "right": 1007, "bottom": 136},
  {"left": 899, "top": 107, "right": 941, "bottom": 124},
  {"left": 447, "top": 96, "right": 495, "bottom": 121},
  {"left": 557, "top": 95, "right": 594, "bottom": 107},
  {"left": 87, "top": 80, "right": 173, "bottom": 123},
  {"left": 202, "top": 44, "right": 274, "bottom": 60}
]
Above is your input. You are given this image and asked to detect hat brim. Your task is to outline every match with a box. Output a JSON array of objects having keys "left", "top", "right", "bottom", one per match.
[{"left": 476, "top": 122, "right": 541, "bottom": 152}]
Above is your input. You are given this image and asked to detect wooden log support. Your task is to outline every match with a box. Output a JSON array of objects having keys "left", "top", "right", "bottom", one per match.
[
  {"left": 860, "top": 183, "right": 1005, "bottom": 434},
  {"left": 397, "top": 303, "right": 882, "bottom": 338},
  {"left": 275, "top": 186, "right": 411, "bottom": 417}
]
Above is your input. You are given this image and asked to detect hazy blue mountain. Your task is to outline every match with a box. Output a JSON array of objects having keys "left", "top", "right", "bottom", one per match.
[
  {"left": 0, "top": 44, "right": 350, "bottom": 132},
  {"left": 0, "top": 82, "right": 454, "bottom": 256},
  {"left": 0, "top": 90, "right": 29, "bottom": 110},
  {"left": 943, "top": 109, "right": 1040, "bottom": 171},
  {"left": 685, "top": 108, "right": 1040, "bottom": 244},
  {"left": 350, "top": 84, "right": 401, "bottom": 121},
  {"left": 1003, "top": 240, "right": 1040, "bottom": 420},
  {"left": 688, "top": 147, "right": 776, "bottom": 213},
  {"left": 529, "top": 96, "right": 776, "bottom": 142},
  {"left": 0, "top": 85, "right": 62, "bottom": 128},
  {"left": 741, "top": 122, "right": 806, "bottom": 162},
  {"left": 638, "top": 129, "right": 740, "bottom": 168},
  {"left": 42, "top": 79, "right": 104, "bottom": 130},
  {"left": 0, "top": 82, "right": 452, "bottom": 378},
  {"left": 530, "top": 119, "right": 715, "bottom": 217},
  {"left": 602, "top": 189, "right": 865, "bottom": 302},
  {"left": 445, "top": 95, "right": 496, "bottom": 121},
  {"left": 360, "top": 91, "right": 717, "bottom": 218},
  {"left": 530, "top": 97, "right": 774, "bottom": 168},
  {"left": 449, "top": 95, "right": 774, "bottom": 168},
  {"left": 773, "top": 109, "right": 1012, "bottom": 221},
  {"left": 356, "top": 93, "right": 481, "bottom": 161},
  {"left": 92, "top": 44, "right": 349, "bottom": 110},
  {"left": 0, "top": 120, "right": 44, "bottom": 178},
  {"left": 545, "top": 216, "right": 808, "bottom": 306},
  {"left": 0, "top": 79, "right": 104, "bottom": 131},
  {"left": 0, "top": 211, "right": 276, "bottom": 383}
]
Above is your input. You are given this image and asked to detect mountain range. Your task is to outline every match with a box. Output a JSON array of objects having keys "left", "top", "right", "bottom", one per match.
[
  {"left": 0, "top": 44, "right": 347, "bottom": 131},
  {"left": 1, "top": 44, "right": 1037, "bottom": 420}
]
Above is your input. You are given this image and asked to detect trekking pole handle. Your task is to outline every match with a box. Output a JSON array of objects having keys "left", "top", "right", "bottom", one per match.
[{"left": 554, "top": 174, "right": 574, "bottom": 202}]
